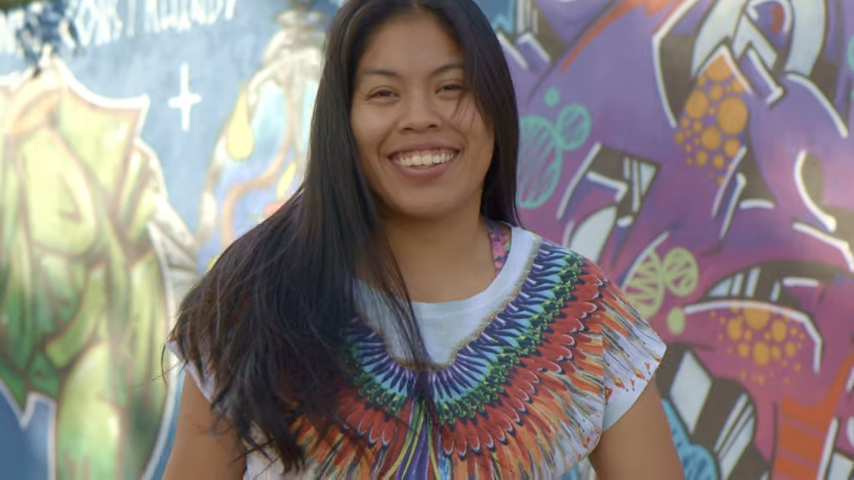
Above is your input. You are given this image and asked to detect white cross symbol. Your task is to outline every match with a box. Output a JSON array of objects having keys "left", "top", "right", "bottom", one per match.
[{"left": 168, "top": 63, "right": 201, "bottom": 132}]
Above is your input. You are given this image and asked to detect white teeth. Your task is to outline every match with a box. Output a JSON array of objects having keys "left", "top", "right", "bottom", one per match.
[{"left": 397, "top": 152, "right": 455, "bottom": 168}]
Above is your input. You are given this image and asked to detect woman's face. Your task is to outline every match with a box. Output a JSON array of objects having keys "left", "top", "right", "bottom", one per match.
[{"left": 350, "top": 13, "right": 494, "bottom": 222}]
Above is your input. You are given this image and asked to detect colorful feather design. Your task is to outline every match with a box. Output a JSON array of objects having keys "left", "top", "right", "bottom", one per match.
[{"left": 274, "top": 239, "right": 662, "bottom": 479}]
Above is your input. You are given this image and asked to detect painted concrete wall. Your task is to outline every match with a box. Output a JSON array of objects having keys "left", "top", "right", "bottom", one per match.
[{"left": 1, "top": 0, "right": 853, "bottom": 478}]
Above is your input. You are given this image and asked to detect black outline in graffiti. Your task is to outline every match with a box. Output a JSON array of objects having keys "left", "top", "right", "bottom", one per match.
[
  {"left": 792, "top": 150, "right": 854, "bottom": 273},
  {"left": 555, "top": 142, "right": 659, "bottom": 264}
]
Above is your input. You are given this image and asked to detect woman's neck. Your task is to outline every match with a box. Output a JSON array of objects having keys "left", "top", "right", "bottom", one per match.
[{"left": 382, "top": 204, "right": 495, "bottom": 303}]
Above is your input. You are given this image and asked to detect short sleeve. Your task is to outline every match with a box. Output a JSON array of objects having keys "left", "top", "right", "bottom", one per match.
[
  {"left": 598, "top": 280, "right": 667, "bottom": 430},
  {"left": 165, "top": 338, "right": 217, "bottom": 402}
]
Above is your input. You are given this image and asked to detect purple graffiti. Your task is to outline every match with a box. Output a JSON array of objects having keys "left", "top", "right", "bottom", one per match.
[{"left": 505, "top": 0, "right": 854, "bottom": 478}]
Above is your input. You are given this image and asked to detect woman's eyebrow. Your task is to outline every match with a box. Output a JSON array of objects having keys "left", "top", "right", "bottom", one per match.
[{"left": 358, "top": 61, "right": 465, "bottom": 81}]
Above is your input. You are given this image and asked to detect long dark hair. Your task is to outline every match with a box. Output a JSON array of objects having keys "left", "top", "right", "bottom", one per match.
[{"left": 169, "top": 0, "right": 519, "bottom": 471}]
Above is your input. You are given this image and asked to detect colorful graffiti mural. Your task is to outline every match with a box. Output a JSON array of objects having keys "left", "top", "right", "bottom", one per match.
[
  {"left": 0, "top": 61, "right": 196, "bottom": 478},
  {"left": 1, "top": 0, "right": 853, "bottom": 478}
]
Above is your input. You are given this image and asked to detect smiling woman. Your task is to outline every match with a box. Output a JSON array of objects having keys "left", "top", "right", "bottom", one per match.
[
  {"left": 163, "top": 1, "right": 683, "bottom": 479},
  {"left": 350, "top": 15, "right": 494, "bottom": 222}
]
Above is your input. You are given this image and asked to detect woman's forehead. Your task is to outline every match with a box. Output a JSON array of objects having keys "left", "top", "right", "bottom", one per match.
[{"left": 355, "top": 14, "right": 463, "bottom": 75}]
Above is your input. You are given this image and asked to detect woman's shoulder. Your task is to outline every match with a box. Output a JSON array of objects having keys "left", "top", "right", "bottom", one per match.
[
  {"left": 510, "top": 225, "right": 611, "bottom": 284},
  {"left": 510, "top": 226, "right": 665, "bottom": 355}
]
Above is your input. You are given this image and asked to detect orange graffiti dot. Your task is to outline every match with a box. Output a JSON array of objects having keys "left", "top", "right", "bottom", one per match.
[
  {"left": 738, "top": 343, "right": 750, "bottom": 358},
  {"left": 753, "top": 342, "right": 770, "bottom": 366},
  {"left": 686, "top": 90, "right": 709, "bottom": 119},
  {"left": 771, "top": 320, "right": 787, "bottom": 343},
  {"left": 727, "top": 318, "right": 742, "bottom": 340},
  {"left": 718, "top": 97, "right": 749, "bottom": 135},
  {"left": 794, "top": 363, "right": 801, "bottom": 372},
  {"left": 698, "top": 74, "right": 708, "bottom": 86},
  {"left": 686, "top": 158, "right": 693, "bottom": 165},
  {"left": 745, "top": 330, "right": 753, "bottom": 341},
  {"left": 763, "top": 332, "right": 771, "bottom": 341},
  {"left": 696, "top": 150, "right": 709, "bottom": 167},
  {"left": 701, "top": 127, "right": 722, "bottom": 150},
  {"left": 706, "top": 56, "right": 733, "bottom": 82},
  {"left": 693, "top": 121, "right": 703, "bottom": 133},
  {"left": 732, "top": 80, "right": 746, "bottom": 93},
  {"left": 713, "top": 155, "right": 725, "bottom": 169},
  {"left": 745, "top": 308, "right": 770, "bottom": 330},
  {"left": 717, "top": 176, "right": 724, "bottom": 185},
  {"left": 676, "top": 132, "right": 684, "bottom": 144},
  {"left": 724, "top": 138, "right": 741, "bottom": 157},
  {"left": 710, "top": 84, "right": 723, "bottom": 100},
  {"left": 708, "top": 108, "right": 715, "bottom": 115},
  {"left": 694, "top": 137, "right": 701, "bottom": 145},
  {"left": 772, "top": 345, "right": 782, "bottom": 360},
  {"left": 785, "top": 342, "right": 797, "bottom": 357},
  {"left": 680, "top": 117, "right": 690, "bottom": 128}
]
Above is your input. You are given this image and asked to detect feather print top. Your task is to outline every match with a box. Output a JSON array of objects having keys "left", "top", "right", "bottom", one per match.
[{"left": 173, "top": 225, "right": 666, "bottom": 479}]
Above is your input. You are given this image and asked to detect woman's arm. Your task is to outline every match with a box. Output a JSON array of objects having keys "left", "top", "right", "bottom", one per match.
[
  {"left": 163, "top": 376, "right": 247, "bottom": 480},
  {"left": 589, "top": 381, "right": 683, "bottom": 480}
]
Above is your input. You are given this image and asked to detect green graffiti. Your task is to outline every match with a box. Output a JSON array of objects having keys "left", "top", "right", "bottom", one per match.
[
  {"left": 847, "top": 35, "right": 854, "bottom": 73},
  {"left": 0, "top": 65, "right": 189, "bottom": 480},
  {"left": 667, "top": 307, "right": 687, "bottom": 336},
  {"left": 517, "top": 116, "right": 561, "bottom": 209},
  {"left": 662, "top": 247, "right": 700, "bottom": 297},
  {"left": 623, "top": 247, "right": 700, "bottom": 318},
  {"left": 623, "top": 250, "right": 666, "bottom": 318},
  {"left": 517, "top": 102, "right": 592, "bottom": 210},
  {"left": 555, "top": 104, "right": 592, "bottom": 151},
  {"left": 544, "top": 87, "right": 561, "bottom": 107}
]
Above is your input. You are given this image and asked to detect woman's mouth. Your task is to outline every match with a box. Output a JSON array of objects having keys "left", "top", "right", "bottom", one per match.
[{"left": 392, "top": 149, "right": 459, "bottom": 169}]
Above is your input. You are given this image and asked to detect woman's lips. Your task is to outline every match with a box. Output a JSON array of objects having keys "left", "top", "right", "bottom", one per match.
[
  {"left": 390, "top": 148, "right": 460, "bottom": 179},
  {"left": 392, "top": 148, "right": 458, "bottom": 168}
]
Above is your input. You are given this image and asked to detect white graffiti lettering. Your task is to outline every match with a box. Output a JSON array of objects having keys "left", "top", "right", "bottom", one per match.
[{"left": 0, "top": 0, "right": 239, "bottom": 56}]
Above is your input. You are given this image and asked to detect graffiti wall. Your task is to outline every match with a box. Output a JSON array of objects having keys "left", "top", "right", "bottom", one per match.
[{"left": 1, "top": 0, "right": 852, "bottom": 478}]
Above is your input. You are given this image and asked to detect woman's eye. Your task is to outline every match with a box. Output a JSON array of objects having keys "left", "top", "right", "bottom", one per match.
[
  {"left": 369, "top": 90, "right": 395, "bottom": 99},
  {"left": 439, "top": 84, "right": 464, "bottom": 93}
]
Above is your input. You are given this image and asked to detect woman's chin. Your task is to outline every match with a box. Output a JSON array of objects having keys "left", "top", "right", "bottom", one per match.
[{"left": 384, "top": 200, "right": 468, "bottom": 223}]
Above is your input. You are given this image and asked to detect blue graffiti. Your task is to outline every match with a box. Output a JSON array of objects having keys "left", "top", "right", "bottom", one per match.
[
  {"left": 662, "top": 400, "right": 719, "bottom": 480},
  {"left": 0, "top": 395, "right": 53, "bottom": 479},
  {"left": 9, "top": 0, "right": 79, "bottom": 71}
]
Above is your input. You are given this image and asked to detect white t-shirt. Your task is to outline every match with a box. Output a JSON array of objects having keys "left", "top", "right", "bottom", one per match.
[{"left": 169, "top": 226, "right": 666, "bottom": 479}]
